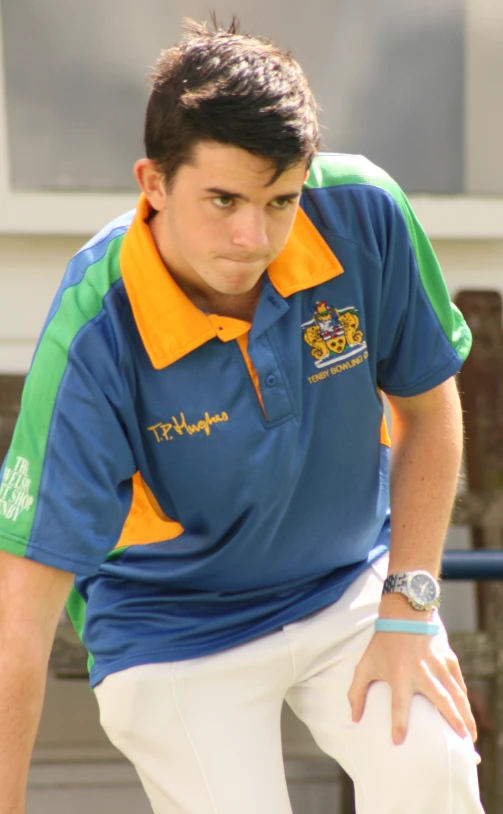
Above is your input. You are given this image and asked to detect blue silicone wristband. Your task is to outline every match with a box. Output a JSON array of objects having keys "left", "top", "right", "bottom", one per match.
[{"left": 375, "top": 619, "right": 441, "bottom": 635}]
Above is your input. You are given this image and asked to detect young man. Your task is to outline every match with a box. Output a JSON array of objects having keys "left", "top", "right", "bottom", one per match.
[{"left": 0, "top": 19, "right": 484, "bottom": 814}]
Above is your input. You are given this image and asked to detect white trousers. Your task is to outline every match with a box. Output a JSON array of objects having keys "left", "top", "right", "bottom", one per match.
[{"left": 95, "top": 556, "right": 484, "bottom": 814}]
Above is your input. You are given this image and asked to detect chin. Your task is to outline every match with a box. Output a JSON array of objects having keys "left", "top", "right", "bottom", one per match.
[
  {"left": 214, "top": 258, "right": 267, "bottom": 282},
  {"left": 206, "top": 273, "right": 264, "bottom": 297}
]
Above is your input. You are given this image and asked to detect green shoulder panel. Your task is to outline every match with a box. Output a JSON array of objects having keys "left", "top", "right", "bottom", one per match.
[
  {"left": 0, "top": 234, "right": 125, "bottom": 554},
  {"left": 304, "top": 154, "right": 472, "bottom": 361},
  {"left": 305, "top": 152, "right": 393, "bottom": 192}
]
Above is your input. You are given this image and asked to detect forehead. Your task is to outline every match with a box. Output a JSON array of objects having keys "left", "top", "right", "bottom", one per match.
[{"left": 176, "top": 141, "right": 307, "bottom": 193}]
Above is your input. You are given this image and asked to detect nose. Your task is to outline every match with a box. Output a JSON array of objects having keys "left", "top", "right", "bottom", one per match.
[{"left": 231, "top": 207, "right": 269, "bottom": 253}]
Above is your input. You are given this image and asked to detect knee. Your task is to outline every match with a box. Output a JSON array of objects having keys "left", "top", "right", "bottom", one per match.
[
  {"left": 356, "top": 687, "right": 481, "bottom": 807},
  {"left": 394, "top": 694, "right": 481, "bottom": 799}
]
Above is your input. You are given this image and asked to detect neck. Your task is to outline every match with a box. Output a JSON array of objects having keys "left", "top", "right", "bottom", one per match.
[{"left": 173, "top": 276, "right": 263, "bottom": 322}]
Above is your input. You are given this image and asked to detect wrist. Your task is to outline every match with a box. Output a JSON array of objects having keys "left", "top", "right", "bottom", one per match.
[
  {"left": 378, "top": 592, "right": 435, "bottom": 621},
  {"left": 381, "top": 568, "right": 441, "bottom": 612}
]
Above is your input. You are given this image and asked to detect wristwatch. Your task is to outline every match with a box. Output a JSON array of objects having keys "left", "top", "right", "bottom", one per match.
[{"left": 382, "top": 570, "right": 441, "bottom": 611}]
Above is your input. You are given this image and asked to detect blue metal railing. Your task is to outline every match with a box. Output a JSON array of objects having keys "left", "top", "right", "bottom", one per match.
[{"left": 441, "top": 550, "right": 503, "bottom": 581}]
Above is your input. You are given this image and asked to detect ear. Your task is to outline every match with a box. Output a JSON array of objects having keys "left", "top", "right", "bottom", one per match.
[{"left": 133, "top": 159, "right": 167, "bottom": 211}]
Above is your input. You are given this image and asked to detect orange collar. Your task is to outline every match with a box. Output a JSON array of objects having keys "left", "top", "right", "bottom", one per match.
[{"left": 120, "top": 194, "right": 344, "bottom": 369}]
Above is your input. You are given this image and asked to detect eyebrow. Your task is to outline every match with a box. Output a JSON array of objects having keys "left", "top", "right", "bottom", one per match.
[{"left": 205, "top": 187, "right": 301, "bottom": 203}]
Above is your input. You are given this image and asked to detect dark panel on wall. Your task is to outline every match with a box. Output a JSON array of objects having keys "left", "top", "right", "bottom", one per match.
[{"left": 0, "top": 376, "right": 22, "bottom": 461}]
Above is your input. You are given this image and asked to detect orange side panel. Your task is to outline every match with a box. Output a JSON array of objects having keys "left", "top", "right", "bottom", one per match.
[
  {"left": 236, "top": 334, "right": 266, "bottom": 416},
  {"left": 380, "top": 413, "right": 391, "bottom": 447},
  {"left": 377, "top": 389, "right": 391, "bottom": 447},
  {"left": 115, "top": 472, "right": 184, "bottom": 550}
]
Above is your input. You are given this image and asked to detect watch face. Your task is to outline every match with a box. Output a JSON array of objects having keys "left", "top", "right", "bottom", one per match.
[{"left": 408, "top": 573, "right": 438, "bottom": 606}]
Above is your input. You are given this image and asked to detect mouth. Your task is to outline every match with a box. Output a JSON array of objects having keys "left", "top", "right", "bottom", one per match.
[{"left": 220, "top": 257, "right": 265, "bottom": 265}]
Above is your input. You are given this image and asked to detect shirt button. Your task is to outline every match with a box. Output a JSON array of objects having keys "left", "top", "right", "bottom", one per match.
[{"left": 265, "top": 373, "right": 277, "bottom": 387}]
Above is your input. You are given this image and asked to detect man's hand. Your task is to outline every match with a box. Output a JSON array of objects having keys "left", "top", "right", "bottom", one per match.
[{"left": 347, "top": 628, "right": 478, "bottom": 745}]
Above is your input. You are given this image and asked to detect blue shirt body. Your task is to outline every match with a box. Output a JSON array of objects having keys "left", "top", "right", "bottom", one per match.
[{"left": 0, "top": 155, "right": 471, "bottom": 686}]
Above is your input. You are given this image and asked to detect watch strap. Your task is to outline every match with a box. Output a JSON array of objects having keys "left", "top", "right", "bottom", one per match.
[{"left": 382, "top": 573, "right": 409, "bottom": 595}]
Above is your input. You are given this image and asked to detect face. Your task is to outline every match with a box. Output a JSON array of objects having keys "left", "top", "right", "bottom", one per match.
[
  {"left": 408, "top": 573, "right": 439, "bottom": 605},
  {"left": 136, "top": 142, "right": 308, "bottom": 299}
]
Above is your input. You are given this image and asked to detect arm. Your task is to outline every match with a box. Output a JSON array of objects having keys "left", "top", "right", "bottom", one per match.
[
  {"left": 348, "top": 376, "right": 477, "bottom": 744},
  {"left": 0, "top": 551, "right": 74, "bottom": 814},
  {"left": 385, "top": 374, "right": 462, "bottom": 581}
]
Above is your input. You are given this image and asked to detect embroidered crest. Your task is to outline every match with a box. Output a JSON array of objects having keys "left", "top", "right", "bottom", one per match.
[{"left": 302, "top": 301, "right": 367, "bottom": 369}]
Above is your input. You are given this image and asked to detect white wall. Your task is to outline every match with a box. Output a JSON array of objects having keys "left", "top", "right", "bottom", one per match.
[{"left": 0, "top": 235, "right": 84, "bottom": 372}]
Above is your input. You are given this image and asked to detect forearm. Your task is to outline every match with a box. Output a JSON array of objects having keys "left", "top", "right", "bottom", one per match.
[
  {"left": 0, "top": 554, "right": 75, "bottom": 812},
  {"left": 381, "top": 379, "right": 463, "bottom": 616},
  {"left": 0, "top": 641, "right": 49, "bottom": 814},
  {"left": 349, "top": 380, "right": 476, "bottom": 744}
]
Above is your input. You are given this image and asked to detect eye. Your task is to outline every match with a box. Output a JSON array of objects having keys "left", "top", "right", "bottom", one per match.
[
  {"left": 270, "top": 198, "right": 294, "bottom": 210},
  {"left": 213, "top": 196, "right": 235, "bottom": 209}
]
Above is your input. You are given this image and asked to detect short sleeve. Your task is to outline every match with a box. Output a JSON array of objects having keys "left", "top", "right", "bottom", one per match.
[
  {"left": 376, "top": 189, "right": 472, "bottom": 396},
  {"left": 0, "top": 296, "right": 136, "bottom": 576}
]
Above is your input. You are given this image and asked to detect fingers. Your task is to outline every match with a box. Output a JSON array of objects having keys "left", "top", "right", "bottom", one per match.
[
  {"left": 347, "top": 665, "right": 371, "bottom": 724},
  {"left": 390, "top": 684, "right": 413, "bottom": 745},
  {"left": 427, "top": 678, "right": 471, "bottom": 739},
  {"left": 430, "top": 643, "right": 477, "bottom": 740},
  {"left": 349, "top": 662, "right": 476, "bottom": 747},
  {"left": 391, "top": 668, "right": 476, "bottom": 746},
  {"left": 348, "top": 635, "right": 476, "bottom": 748},
  {"left": 429, "top": 666, "right": 478, "bottom": 742},
  {"left": 350, "top": 668, "right": 416, "bottom": 746},
  {"left": 444, "top": 651, "right": 468, "bottom": 695}
]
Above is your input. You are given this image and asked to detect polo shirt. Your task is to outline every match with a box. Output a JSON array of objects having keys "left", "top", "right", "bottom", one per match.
[{"left": 0, "top": 153, "right": 471, "bottom": 687}]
